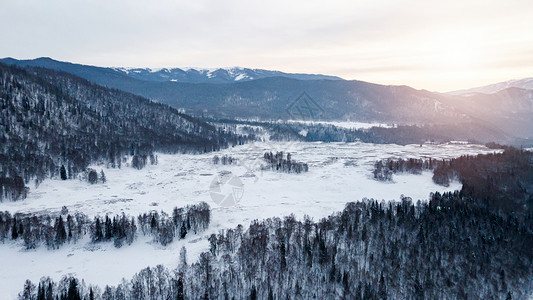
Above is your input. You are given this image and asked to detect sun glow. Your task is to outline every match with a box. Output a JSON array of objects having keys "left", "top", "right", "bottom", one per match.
[{"left": 429, "top": 32, "right": 480, "bottom": 71}]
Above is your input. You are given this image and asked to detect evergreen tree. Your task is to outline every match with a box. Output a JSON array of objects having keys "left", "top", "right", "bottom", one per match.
[
  {"left": 46, "top": 282, "right": 53, "bottom": 300},
  {"left": 55, "top": 216, "right": 67, "bottom": 245},
  {"left": 104, "top": 216, "right": 112, "bottom": 240},
  {"left": 250, "top": 285, "right": 257, "bottom": 300},
  {"left": 11, "top": 217, "right": 18, "bottom": 240},
  {"left": 150, "top": 215, "right": 158, "bottom": 232},
  {"left": 60, "top": 165, "right": 67, "bottom": 180},
  {"left": 378, "top": 274, "right": 387, "bottom": 300},
  {"left": 100, "top": 170, "right": 106, "bottom": 183},
  {"left": 67, "top": 278, "right": 81, "bottom": 300},
  {"left": 280, "top": 240, "right": 287, "bottom": 271},
  {"left": 87, "top": 169, "right": 98, "bottom": 184},
  {"left": 176, "top": 275, "right": 184, "bottom": 300},
  {"left": 22, "top": 280, "right": 35, "bottom": 300},
  {"left": 93, "top": 217, "right": 103, "bottom": 242},
  {"left": 180, "top": 222, "right": 187, "bottom": 239},
  {"left": 37, "top": 283, "right": 45, "bottom": 300}
]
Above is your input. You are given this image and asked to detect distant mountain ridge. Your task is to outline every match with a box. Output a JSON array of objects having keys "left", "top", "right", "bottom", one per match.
[
  {"left": 2, "top": 57, "right": 532, "bottom": 144},
  {"left": 0, "top": 57, "right": 465, "bottom": 123},
  {"left": 449, "top": 77, "right": 533, "bottom": 95},
  {"left": 113, "top": 66, "right": 343, "bottom": 83},
  {"left": 1, "top": 57, "right": 343, "bottom": 84}
]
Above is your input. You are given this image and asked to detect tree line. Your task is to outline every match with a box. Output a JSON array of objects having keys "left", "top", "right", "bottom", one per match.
[
  {"left": 373, "top": 157, "right": 440, "bottom": 182},
  {"left": 0, "top": 202, "right": 210, "bottom": 250},
  {"left": 223, "top": 119, "right": 506, "bottom": 146},
  {"left": 373, "top": 148, "right": 533, "bottom": 220},
  {"left": 263, "top": 151, "right": 309, "bottom": 174},
  {"left": 432, "top": 147, "right": 533, "bottom": 218},
  {"left": 212, "top": 155, "right": 237, "bottom": 165}
]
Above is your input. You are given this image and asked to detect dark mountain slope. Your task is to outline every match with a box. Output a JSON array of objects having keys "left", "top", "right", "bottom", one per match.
[
  {"left": 0, "top": 63, "right": 249, "bottom": 200},
  {"left": 119, "top": 77, "right": 470, "bottom": 123},
  {"left": 0, "top": 58, "right": 470, "bottom": 123}
]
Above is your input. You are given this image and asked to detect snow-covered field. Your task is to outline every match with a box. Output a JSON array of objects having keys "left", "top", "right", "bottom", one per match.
[{"left": 0, "top": 141, "right": 499, "bottom": 298}]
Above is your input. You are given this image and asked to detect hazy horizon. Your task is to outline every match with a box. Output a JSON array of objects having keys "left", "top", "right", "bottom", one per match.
[{"left": 2, "top": 0, "right": 532, "bottom": 92}]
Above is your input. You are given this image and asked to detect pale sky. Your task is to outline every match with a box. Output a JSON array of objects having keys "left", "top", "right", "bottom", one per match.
[{"left": 1, "top": 0, "right": 532, "bottom": 91}]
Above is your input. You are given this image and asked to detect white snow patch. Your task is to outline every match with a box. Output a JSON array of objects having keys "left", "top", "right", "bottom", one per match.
[{"left": 234, "top": 73, "right": 248, "bottom": 81}]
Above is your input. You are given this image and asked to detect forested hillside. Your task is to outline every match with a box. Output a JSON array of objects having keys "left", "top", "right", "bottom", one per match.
[
  {"left": 373, "top": 148, "right": 533, "bottom": 220},
  {"left": 432, "top": 148, "right": 533, "bottom": 218},
  {"left": 0, "top": 63, "right": 252, "bottom": 201}
]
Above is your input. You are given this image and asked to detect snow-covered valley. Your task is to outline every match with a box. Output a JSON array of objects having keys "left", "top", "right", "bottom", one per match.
[{"left": 0, "top": 141, "right": 500, "bottom": 298}]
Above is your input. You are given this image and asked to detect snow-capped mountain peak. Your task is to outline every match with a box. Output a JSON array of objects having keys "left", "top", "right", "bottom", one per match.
[{"left": 111, "top": 66, "right": 342, "bottom": 83}]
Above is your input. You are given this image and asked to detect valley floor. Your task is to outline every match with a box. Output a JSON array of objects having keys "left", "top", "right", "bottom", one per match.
[{"left": 0, "top": 141, "right": 499, "bottom": 298}]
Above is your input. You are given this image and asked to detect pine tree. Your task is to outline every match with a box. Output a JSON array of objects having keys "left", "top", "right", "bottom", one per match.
[
  {"left": 46, "top": 282, "right": 53, "bottom": 300},
  {"left": 67, "top": 278, "right": 81, "bottom": 300},
  {"left": 94, "top": 217, "right": 103, "bottom": 242},
  {"left": 37, "top": 283, "right": 45, "bottom": 300},
  {"left": 104, "top": 216, "right": 113, "bottom": 240},
  {"left": 250, "top": 285, "right": 257, "bottom": 300},
  {"left": 22, "top": 280, "right": 35, "bottom": 300},
  {"left": 208, "top": 234, "right": 217, "bottom": 256},
  {"left": 268, "top": 287, "right": 274, "bottom": 300},
  {"left": 60, "top": 165, "right": 67, "bottom": 180},
  {"left": 280, "top": 240, "right": 287, "bottom": 271},
  {"left": 177, "top": 274, "right": 184, "bottom": 300},
  {"left": 88, "top": 169, "right": 98, "bottom": 184},
  {"left": 151, "top": 215, "right": 158, "bottom": 232},
  {"left": 100, "top": 170, "right": 106, "bottom": 183},
  {"left": 55, "top": 216, "right": 67, "bottom": 245},
  {"left": 180, "top": 222, "right": 187, "bottom": 239},
  {"left": 12, "top": 217, "right": 18, "bottom": 239},
  {"left": 378, "top": 274, "right": 387, "bottom": 300}
]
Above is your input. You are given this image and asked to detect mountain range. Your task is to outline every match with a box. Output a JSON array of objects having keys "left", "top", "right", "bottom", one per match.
[
  {"left": 1, "top": 57, "right": 532, "bottom": 145},
  {"left": 449, "top": 78, "right": 533, "bottom": 95},
  {"left": 0, "top": 57, "right": 341, "bottom": 84}
]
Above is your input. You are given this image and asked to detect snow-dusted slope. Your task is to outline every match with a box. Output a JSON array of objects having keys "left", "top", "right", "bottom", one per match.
[
  {"left": 449, "top": 77, "right": 533, "bottom": 95},
  {"left": 0, "top": 140, "right": 499, "bottom": 298}
]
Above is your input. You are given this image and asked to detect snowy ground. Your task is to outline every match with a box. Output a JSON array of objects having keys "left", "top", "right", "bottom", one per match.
[{"left": 0, "top": 141, "right": 500, "bottom": 298}]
